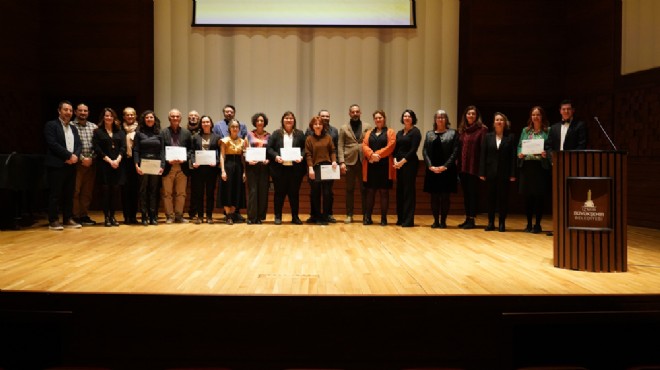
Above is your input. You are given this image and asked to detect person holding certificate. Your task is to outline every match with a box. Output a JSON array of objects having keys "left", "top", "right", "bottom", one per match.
[
  {"left": 245, "top": 113, "right": 271, "bottom": 225},
  {"left": 457, "top": 105, "right": 488, "bottom": 229},
  {"left": 393, "top": 109, "right": 422, "bottom": 227},
  {"left": 133, "top": 110, "right": 164, "bottom": 225},
  {"left": 305, "top": 115, "right": 337, "bottom": 225},
  {"left": 478, "top": 112, "right": 517, "bottom": 232},
  {"left": 266, "top": 111, "right": 306, "bottom": 225},
  {"left": 93, "top": 108, "right": 126, "bottom": 227},
  {"left": 361, "top": 110, "right": 396, "bottom": 226},
  {"left": 423, "top": 110, "right": 459, "bottom": 229},
  {"left": 190, "top": 115, "right": 220, "bottom": 224},
  {"left": 218, "top": 120, "right": 247, "bottom": 225},
  {"left": 517, "top": 106, "right": 550, "bottom": 233}
]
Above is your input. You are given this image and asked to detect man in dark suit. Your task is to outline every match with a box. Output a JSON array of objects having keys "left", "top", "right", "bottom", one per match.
[
  {"left": 161, "top": 108, "right": 193, "bottom": 223},
  {"left": 546, "top": 99, "right": 588, "bottom": 152},
  {"left": 44, "top": 100, "right": 83, "bottom": 230},
  {"left": 545, "top": 99, "right": 588, "bottom": 236}
]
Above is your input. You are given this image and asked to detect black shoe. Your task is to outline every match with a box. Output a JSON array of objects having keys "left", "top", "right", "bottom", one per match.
[
  {"left": 498, "top": 223, "right": 505, "bottom": 232},
  {"left": 80, "top": 216, "right": 97, "bottom": 226},
  {"left": 316, "top": 219, "right": 328, "bottom": 225},
  {"left": 458, "top": 218, "right": 469, "bottom": 228},
  {"left": 438, "top": 222, "right": 447, "bottom": 229},
  {"left": 484, "top": 223, "right": 495, "bottom": 231},
  {"left": 524, "top": 223, "right": 533, "bottom": 232},
  {"left": 462, "top": 218, "right": 475, "bottom": 229},
  {"left": 380, "top": 216, "right": 387, "bottom": 226},
  {"left": 306, "top": 216, "right": 317, "bottom": 224},
  {"left": 363, "top": 216, "right": 373, "bottom": 225},
  {"left": 149, "top": 217, "right": 158, "bottom": 225},
  {"left": 110, "top": 217, "right": 120, "bottom": 227},
  {"left": 104, "top": 217, "right": 112, "bottom": 227},
  {"left": 327, "top": 216, "right": 337, "bottom": 223},
  {"left": 431, "top": 221, "right": 440, "bottom": 229},
  {"left": 234, "top": 212, "right": 246, "bottom": 222},
  {"left": 247, "top": 219, "right": 253, "bottom": 225},
  {"left": 532, "top": 224, "right": 542, "bottom": 234},
  {"left": 274, "top": 217, "right": 282, "bottom": 225},
  {"left": 141, "top": 215, "right": 149, "bottom": 226},
  {"left": 291, "top": 217, "right": 303, "bottom": 225}
]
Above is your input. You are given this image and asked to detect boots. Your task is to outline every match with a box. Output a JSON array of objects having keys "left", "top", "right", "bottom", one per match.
[
  {"left": 498, "top": 217, "right": 506, "bottom": 232},
  {"left": 484, "top": 215, "right": 495, "bottom": 231},
  {"left": 462, "top": 217, "right": 475, "bottom": 229}
]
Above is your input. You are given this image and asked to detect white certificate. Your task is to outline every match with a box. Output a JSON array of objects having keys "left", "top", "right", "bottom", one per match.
[
  {"left": 320, "top": 164, "right": 340, "bottom": 180},
  {"left": 245, "top": 147, "right": 266, "bottom": 162},
  {"left": 140, "top": 159, "right": 162, "bottom": 175},
  {"left": 280, "top": 147, "right": 302, "bottom": 161},
  {"left": 195, "top": 150, "right": 217, "bottom": 166},
  {"left": 165, "top": 146, "right": 187, "bottom": 161},
  {"left": 521, "top": 139, "right": 544, "bottom": 155}
]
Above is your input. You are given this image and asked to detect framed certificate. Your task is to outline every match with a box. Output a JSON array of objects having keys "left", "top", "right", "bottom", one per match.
[
  {"left": 245, "top": 147, "right": 266, "bottom": 162},
  {"left": 165, "top": 146, "right": 187, "bottom": 161},
  {"left": 140, "top": 159, "right": 162, "bottom": 175},
  {"left": 280, "top": 147, "right": 301, "bottom": 161},
  {"left": 195, "top": 150, "right": 217, "bottom": 166},
  {"left": 521, "top": 138, "right": 544, "bottom": 155},
  {"left": 319, "top": 164, "right": 340, "bottom": 180}
]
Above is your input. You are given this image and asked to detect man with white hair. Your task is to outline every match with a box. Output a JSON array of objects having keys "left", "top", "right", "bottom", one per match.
[{"left": 160, "top": 108, "right": 193, "bottom": 223}]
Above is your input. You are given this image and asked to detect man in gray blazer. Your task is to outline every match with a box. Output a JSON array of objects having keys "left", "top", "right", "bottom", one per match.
[{"left": 337, "top": 104, "right": 372, "bottom": 223}]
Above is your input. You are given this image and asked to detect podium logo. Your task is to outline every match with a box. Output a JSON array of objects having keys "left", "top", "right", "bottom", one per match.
[{"left": 573, "top": 189, "right": 605, "bottom": 222}]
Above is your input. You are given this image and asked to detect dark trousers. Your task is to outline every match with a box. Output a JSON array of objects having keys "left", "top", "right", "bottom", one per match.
[
  {"left": 191, "top": 167, "right": 217, "bottom": 218},
  {"left": 459, "top": 172, "right": 480, "bottom": 218},
  {"left": 273, "top": 169, "right": 302, "bottom": 219},
  {"left": 310, "top": 179, "right": 333, "bottom": 220},
  {"left": 46, "top": 165, "right": 76, "bottom": 222},
  {"left": 139, "top": 174, "right": 160, "bottom": 215},
  {"left": 396, "top": 161, "right": 418, "bottom": 226},
  {"left": 485, "top": 177, "right": 510, "bottom": 223},
  {"left": 344, "top": 162, "right": 364, "bottom": 216},
  {"left": 246, "top": 163, "right": 270, "bottom": 221},
  {"left": 525, "top": 194, "right": 544, "bottom": 226},
  {"left": 121, "top": 158, "right": 139, "bottom": 221}
]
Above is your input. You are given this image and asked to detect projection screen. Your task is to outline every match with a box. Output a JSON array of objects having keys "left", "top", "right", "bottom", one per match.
[{"left": 193, "top": 0, "right": 416, "bottom": 27}]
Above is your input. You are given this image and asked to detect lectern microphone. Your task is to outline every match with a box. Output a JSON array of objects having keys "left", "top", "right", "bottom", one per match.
[{"left": 594, "top": 116, "right": 617, "bottom": 150}]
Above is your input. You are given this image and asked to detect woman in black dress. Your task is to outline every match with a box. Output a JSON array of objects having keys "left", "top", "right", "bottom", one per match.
[
  {"left": 394, "top": 109, "right": 422, "bottom": 227},
  {"left": 361, "top": 110, "right": 396, "bottom": 225},
  {"left": 93, "top": 108, "right": 126, "bottom": 227},
  {"left": 423, "top": 110, "right": 459, "bottom": 229}
]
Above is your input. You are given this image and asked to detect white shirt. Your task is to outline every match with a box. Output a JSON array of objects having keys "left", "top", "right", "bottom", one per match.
[
  {"left": 560, "top": 121, "right": 571, "bottom": 150},
  {"left": 61, "top": 119, "right": 74, "bottom": 153}
]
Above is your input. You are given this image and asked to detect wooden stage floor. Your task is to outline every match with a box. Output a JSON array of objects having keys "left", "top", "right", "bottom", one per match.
[{"left": 2, "top": 212, "right": 660, "bottom": 296}]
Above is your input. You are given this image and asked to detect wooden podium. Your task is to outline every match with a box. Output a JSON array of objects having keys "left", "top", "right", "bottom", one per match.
[{"left": 552, "top": 150, "right": 627, "bottom": 272}]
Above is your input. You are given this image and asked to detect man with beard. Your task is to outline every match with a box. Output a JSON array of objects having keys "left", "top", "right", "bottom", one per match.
[
  {"left": 338, "top": 104, "right": 372, "bottom": 223},
  {"left": 71, "top": 103, "right": 98, "bottom": 226},
  {"left": 44, "top": 100, "right": 82, "bottom": 230},
  {"left": 186, "top": 109, "right": 201, "bottom": 219},
  {"left": 161, "top": 109, "right": 193, "bottom": 223},
  {"left": 305, "top": 109, "right": 339, "bottom": 223}
]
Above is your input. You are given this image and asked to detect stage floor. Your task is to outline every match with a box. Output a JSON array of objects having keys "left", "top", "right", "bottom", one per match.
[{"left": 2, "top": 213, "right": 659, "bottom": 295}]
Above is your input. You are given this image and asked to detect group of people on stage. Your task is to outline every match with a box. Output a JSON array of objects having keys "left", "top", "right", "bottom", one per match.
[{"left": 44, "top": 100, "right": 586, "bottom": 232}]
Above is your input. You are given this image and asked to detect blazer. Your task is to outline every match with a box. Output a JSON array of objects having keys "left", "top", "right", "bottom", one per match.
[
  {"left": 545, "top": 119, "right": 588, "bottom": 152},
  {"left": 160, "top": 126, "right": 193, "bottom": 176},
  {"left": 190, "top": 132, "right": 221, "bottom": 167},
  {"left": 266, "top": 128, "right": 307, "bottom": 179},
  {"left": 44, "top": 118, "right": 82, "bottom": 168},
  {"left": 422, "top": 129, "right": 459, "bottom": 169},
  {"left": 478, "top": 132, "right": 517, "bottom": 180},
  {"left": 361, "top": 127, "right": 397, "bottom": 182},
  {"left": 338, "top": 121, "right": 373, "bottom": 166}
]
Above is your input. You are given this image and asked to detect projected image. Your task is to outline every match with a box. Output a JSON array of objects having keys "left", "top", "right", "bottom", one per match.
[{"left": 193, "top": 0, "right": 415, "bottom": 27}]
